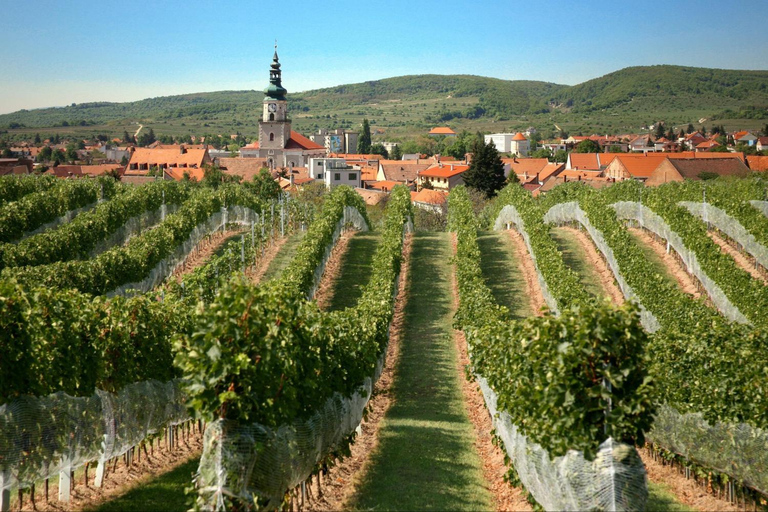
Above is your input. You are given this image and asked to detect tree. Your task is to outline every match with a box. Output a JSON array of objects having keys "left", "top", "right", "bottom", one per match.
[
  {"left": 357, "top": 119, "right": 371, "bottom": 154},
  {"left": 462, "top": 139, "right": 506, "bottom": 198},
  {"left": 678, "top": 130, "right": 686, "bottom": 140},
  {"left": 370, "top": 143, "right": 388, "bottom": 158},
  {"left": 608, "top": 145, "right": 625, "bottom": 153},
  {"left": 38, "top": 146, "right": 52, "bottom": 162},
  {"left": 761, "top": 124, "right": 768, "bottom": 137},
  {"left": 1, "top": 148, "right": 12, "bottom": 159},
  {"left": 553, "top": 150, "right": 568, "bottom": 163},
  {"left": 573, "top": 139, "right": 601, "bottom": 153},
  {"left": 120, "top": 155, "right": 129, "bottom": 166},
  {"left": 390, "top": 144, "right": 403, "bottom": 161},
  {"left": 123, "top": 131, "right": 133, "bottom": 144},
  {"left": 138, "top": 128, "right": 156, "bottom": 147},
  {"left": 686, "top": 123, "right": 695, "bottom": 134},
  {"left": 247, "top": 168, "right": 281, "bottom": 200},
  {"left": 529, "top": 148, "right": 553, "bottom": 160},
  {"left": 665, "top": 129, "right": 675, "bottom": 140},
  {"left": 34, "top": 133, "right": 41, "bottom": 144},
  {"left": 655, "top": 123, "right": 665, "bottom": 139}
]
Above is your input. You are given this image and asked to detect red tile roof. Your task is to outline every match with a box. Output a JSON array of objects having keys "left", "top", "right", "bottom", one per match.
[
  {"left": 428, "top": 127, "right": 456, "bottom": 135},
  {"left": 569, "top": 153, "right": 600, "bottom": 170},
  {"left": 369, "top": 180, "right": 407, "bottom": 192},
  {"left": 128, "top": 147, "right": 209, "bottom": 169},
  {"left": 512, "top": 132, "right": 528, "bottom": 141},
  {"left": 746, "top": 156, "right": 768, "bottom": 172},
  {"left": 412, "top": 188, "right": 448, "bottom": 205},
  {"left": 419, "top": 164, "right": 469, "bottom": 178},
  {"left": 286, "top": 131, "right": 324, "bottom": 150}
]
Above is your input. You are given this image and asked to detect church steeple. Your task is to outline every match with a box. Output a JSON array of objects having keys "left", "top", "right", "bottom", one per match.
[{"left": 265, "top": 42, "right": 287, "bottom": 101}]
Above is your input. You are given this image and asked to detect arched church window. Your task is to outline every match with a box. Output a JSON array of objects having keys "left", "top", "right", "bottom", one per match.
[
  {"left": 269, "top": 113, "right": 275, "bottom": 121},
  {"left": 270, "top": 133, "right": 274, "bottom": 141}
]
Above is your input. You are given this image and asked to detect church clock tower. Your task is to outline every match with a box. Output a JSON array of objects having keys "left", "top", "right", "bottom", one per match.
[{"left": 258, "top": 45, "right": 291, "bottom": 153}]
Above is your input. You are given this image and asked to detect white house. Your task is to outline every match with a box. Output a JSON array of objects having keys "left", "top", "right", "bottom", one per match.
[
  {"left": 309, "top": 157, "right": 361, "bottom": 189},
  {"left": 484, "top": 133, "right": 529, "bottom": 156}
]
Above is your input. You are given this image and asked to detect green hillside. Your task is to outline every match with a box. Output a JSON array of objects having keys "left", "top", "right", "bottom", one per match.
[{"left": 1, "top": 65, "right": 766, "bottom": 142}]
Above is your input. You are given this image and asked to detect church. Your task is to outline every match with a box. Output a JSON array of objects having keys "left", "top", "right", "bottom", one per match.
[{"left": 240, "top": 47, "right": 326, "bottom": 168}]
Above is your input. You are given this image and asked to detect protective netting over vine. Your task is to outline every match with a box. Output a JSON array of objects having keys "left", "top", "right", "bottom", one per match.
[
  {"left": 89, "top": 203, "right": 181, "bottom": 257},
  {"left": 649, "top": 404, "right": 768, "bottom": 496},
  {"left": 750, "top": 199, "right": 768, "bottom": 218},
  {"left": 0, "top": 380, "right": 188, "bottom": 496},
  {"left": 476, "top": 375, "right": 647, "bottom": 511},
  {"left": 19, "top": 202, "right": 97, "bottom": 241},
  {"left": 107, "top": 205, "right": 261, "bottom": 297},
  {"left": 678, "top": 201, "right": 768, "bottom": 270},
  {"left": 543, "top": 201, "right": 661, "bottom": 332},
  {"left": 196, "top": 356, "right": 384, "bottom": 510},
  {"left": 493, "top": 204, "right": 560, "bottom": 315},
  {"left": 306, "top": 206, "right": 368, "bottom": 300},
  {"left": 612, "top": 201, "right": 750, "bottom": 325}
]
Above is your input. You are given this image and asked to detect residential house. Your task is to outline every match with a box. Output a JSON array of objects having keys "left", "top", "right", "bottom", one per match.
[
  {"left": 309, "top": 157, "right": 360, "bottom": 188},
  {"left": 125, "top": 146, "right": 211, "bottom": 181},
  {"left": 376, "top": 160, "right": 431, "bottom": 186},
  {"left": 218, "top": 157, "right": 269, "bottom": 182},
  {"left": 733, "top": 131, "right": 758, "bottom": 147},
  {"left": 746, "top": 155, "right": 768, "bottom": 172},
  {"left": 756, "top": 137, "right": 768, "bottom": 152},
  {"left": 682, "top": 132, "right": 707, "bottom": 150},
  {"left": 428, "top": 127, "right": 456, "bottom": 137},
  {"left": 695, "top": 140, "right": 721, "bottom": 152},
  {"left": 417, "top": 163, "right": 469, "bottom": 191},
  {"left": 355, "top": 187, "right": 388, "bottom": 206},
  {"left": 0, "top": 158, "right": 33, "bottom": 175},
  {"left": 645, "top": 158, "right": 750, "bottom": 186},
  {"left": 410, "top": 188, "right": 448, "bottom": 213},
  {"left": 502, "top": 157, "right": 549, "bottom": 182},
  {"left": 629, "top": 135, "right": 655, "bottom": 152}
]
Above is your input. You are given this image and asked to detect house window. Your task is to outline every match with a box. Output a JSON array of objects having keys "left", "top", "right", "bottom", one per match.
[
  {"left": 269, "top": 133, "right": 274, "bottom": 141},
  {"left": 318, "top": 173, "right": 323, "bottom": 179},
  {"left": 334, "top": 173, "right": 341, "bottom": 181},
  {"left": 348, "top": 173, "right": 356, "bottom": 180}
]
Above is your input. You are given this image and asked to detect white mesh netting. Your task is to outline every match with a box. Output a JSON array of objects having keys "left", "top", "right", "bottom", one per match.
[
  {"left": 306, "top": 206, "right": 368, "bottom": 300},
  {"left": 749, "top": 199, "right": 768, "bottom": 217},
  {"left": 19, "top": 202, "right": 98, "bottom": 242},
  {"left": 107, "top": 206, "right": 260, "bottom": 297},
  {"left": 648, "top": 405, "right": 768, "bottom": 497},
  {"left": 0, "top": 380, "right": 188, "bottom": 499},
  {"left": 543, "top": 201, "right": 661, "bottom": 332},
  {"left": 195, "top": 217, "right": 406, "bottom": 512},
  {"left": 679, "top": 201, "right": 768, "bottom": 271},
  {"left": 89, "top": 203, "right": 181, "bottom": 257},
  {"left": 612, "top": 201, "right": 750, "bottom": 325},
  {"left": 493, "top": 204, "right": 560, "bottom": 315},
  {"left": 476, "top": 375, "right": 648, "bottom": 511}
]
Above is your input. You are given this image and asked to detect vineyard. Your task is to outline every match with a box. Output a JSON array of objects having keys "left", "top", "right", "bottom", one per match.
[{"left": 1, "top": 172, "right": 767, "bottom": 511}]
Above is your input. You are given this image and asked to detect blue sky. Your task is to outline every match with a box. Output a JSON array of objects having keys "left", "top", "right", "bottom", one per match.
[{"left": 1, "top": 0, "right": 766, "bottom": 114}]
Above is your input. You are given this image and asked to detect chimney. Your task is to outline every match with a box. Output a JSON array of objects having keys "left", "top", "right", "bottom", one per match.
[
  {"left": 289, "top": 173, "right": 294, "bottom": 186},
  {"left": 180, "top": 146, "right": 187, "bottom": 155}
]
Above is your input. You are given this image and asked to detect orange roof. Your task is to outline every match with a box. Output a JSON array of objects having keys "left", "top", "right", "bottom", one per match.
[
  {"left": 360, "top": 165, "right": 378, "bottom": 181},
  {"left": 412, "top": 188, "right": 448, "bottom": 205},
  {"left": 79, "top": 164, "right": 123, "bottom": 176},
  {"left": 747, "top": 156, "right": 768, "bottom": 172},
  {"left": 696, "top": 140, "right": 720, "bottom": 149},
  {"left": 419, "top": 164, "right": 469, "bottom": 178},
  {"left": 428, "top": 127, "right": 456, "bottom": 135},
  {"left": 369, "top": 180, "right": 406, "bottom": 191},
  {"left": 610, "top": 154, "right": 669, "bottom": 178},
  {"left": 356, "top": 187, "right": 388, "bottom": 206},
  {"left": 559, "top": 169, "right": 606, "bottom": 180},
  {"left": 503, "top": 157, "right": 549, "bottom": 176},
  {"left": 242, "top": 141, "right": 260, "bottom": 149},
  {"left": 165, "top": 167, "right": 205, "bottom": 182},
  {"left": 286, "top": 131, "right": 325, "bottom": 150},
  {"left": 219, "top": 157, "right": 269, "bottom": 181},
  {"left": 128, "top": 147, "right": 208, "bottom": 168},
  {"left": 512, "top": 132, "right": 527, "bottom": 141},
  {"left": 569, "top": 153, "right": 600, "bottom": 170},
  {"left": 378, "top": 160, "right": 432, "bottom": 182},
  {"left": 328, "top": 153, "right": 383, "bottom": 160},
  {"left": 538, "top": 163, "right": 564, "bottom": 182},
  {"left": 733, "top": 131, "right": 753, "bottom": 140}
]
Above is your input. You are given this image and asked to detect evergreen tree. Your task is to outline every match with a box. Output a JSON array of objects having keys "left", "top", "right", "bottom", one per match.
[
  {"left": 123, "top": 131, "right": 133, "bottom": 144},
  {"left": 34, "top": 133, "right": 41, "bottom": 144},
  {"left": 462, "top": 139, "right": 506, "bottom": 198},
  {"left": 687, "top": 123, "right": 695, "bottom": 134},
  {"left": 370, "top": 143, "right": 388, "bottom": 158},
  {"left": 357, "top": 119, "right": 371, "bottom": 154},
  {"left": 655, "top": 122, "right": 665, "bottom": 139},
  {"left": 390, "top": 144, "right": 403, "bottom": 161}
]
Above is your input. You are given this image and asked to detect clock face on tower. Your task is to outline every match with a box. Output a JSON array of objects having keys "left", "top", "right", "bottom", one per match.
[{"left": 268, "top": 103, "right": 277, "bottom": 112}]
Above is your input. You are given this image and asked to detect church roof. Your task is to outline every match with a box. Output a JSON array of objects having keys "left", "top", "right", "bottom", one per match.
[{"left": 286, "top": 131, "right": 324, "bottom": 150}]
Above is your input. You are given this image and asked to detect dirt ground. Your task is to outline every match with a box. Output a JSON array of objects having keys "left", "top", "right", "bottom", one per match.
[
  {"left": 641, "top": 449, "right": 740, "bottom": 512},
  {"left": 245, "top": 233, "right": 290, "bottom": 285},
  {"left": 17, "top": 424, "right": 202, "bottom": 512},
  {"left": 559, "top": 226, "right": 626, "bottom": 305},
  {"left": 504, "top": 229, "right": 547, "bottom": 316},
  {"left": 312, "top": 231, "right": 354, "bottom": 310},
  {"left": 628, "top": 227, "right": 704, "bottom": 299},
  {"left": 708, "top": 231, "right": 768, "bottom": 284},
  {"left": 172, "top": 229, "right": 244, "bottom": 282},
  {"left": 303, "top": 234, "right": 412, "bottom": 511}
]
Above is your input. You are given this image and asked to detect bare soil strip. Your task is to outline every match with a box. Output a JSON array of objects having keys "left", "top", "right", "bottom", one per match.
[
  {"left": 246, "top": 234, "right": 291, "bottom": 285},
  {"left": 504, "top": 229, "right": 547, "bottom": 316},
  {"left": 312, "top": 231, "right": 354, "bottom": 310},
  {"left": 304, "top": 234, "right": 412, "bottom": 511},
  {"left": 172, "top": 229, "right": 244, "bottom": 282},
  {"left": 627, "top": 227, "right": 703, "bottom": 299},
  {"left": 451, "top": 235, "right": 533, "bottom": 512},
  {"left": 559, "top": 226, "right": 625, "bottom": 305},
  {"left": 708, "top": 231, "right": 768, "bottom": 284},
  {"left": 19, "top": 428, "right": 202, "bottom": 512},
  {"left": 641, "top": 449, "right": 739, "bottom": 512}
]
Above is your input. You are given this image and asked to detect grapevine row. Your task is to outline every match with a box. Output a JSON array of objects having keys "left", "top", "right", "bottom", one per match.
[{"left": 0, "top": 174, "right": 58, "bottom": 208}]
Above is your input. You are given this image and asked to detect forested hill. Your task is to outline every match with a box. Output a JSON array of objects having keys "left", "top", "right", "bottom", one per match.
[{"left": 2, "top": 65, "right": 767, "bottom": 137}]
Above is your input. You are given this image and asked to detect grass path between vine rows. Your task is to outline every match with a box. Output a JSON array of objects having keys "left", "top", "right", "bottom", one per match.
[
  {"left": 347, "top": 231, "right": 493, "bottom": 511},
  {"left": 260, "top": 230, "right": 305, "bottom": 281},
  {"left": 476, "top": 231, "right": 533, "bottom": 320},
  {"left": 324, "top": 232, "right": 381, "bottom": 311}
]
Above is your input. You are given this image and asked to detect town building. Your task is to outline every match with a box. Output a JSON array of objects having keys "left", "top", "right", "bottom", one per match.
[
  {"left": 417, "top": 162, "right": 469, "bottom": 191},
  {"left": 484, "top": 133, "right": 529, "bottom": 156},
  {"left": 309, "top": 157, "right": 361, "bottom": 189},
  {"left": 428, "top": 127, "right": 456, "bottom": 137},
  {"left": 310, "top": 129, "right": 359, "bottom": 155}
]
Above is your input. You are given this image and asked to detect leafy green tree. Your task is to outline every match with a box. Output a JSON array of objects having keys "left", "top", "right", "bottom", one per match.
[
  {"left": 573, "top": 139, "right": 601, "bottom": 153},
  {"left": 120, "top": 155, "right": 129, "bottom": 166},
  {"left": 248, "top": 169, "right": 281, "bottom": 201},
  {"left": 709, "top": 144, "right": 729, "bottom": 153},
  {"left": 390, "top": 144, "right": 403, "bottom": 161},
  {"left": 38, "top": 146, "right": 53, "bottom": 162},
  {"left": 462, "top": 139, "right": 506, "bottom": 198},
  {"left": 357, "top": 119, "right": 371, "bottom": 154},
  {"left": 761, "top": 124, "right": 768, "bottom": 137},
  {"left": 123, "top": 131, "right": 133, "bottom": 144},
  {"left": 1, "top": 148, "right": 12, "bottom": 158},
  {"left": 370, "top": 143, "right": 388, "bottom": 158},
  {"left": 608, "top": 145, "right": 625, "bottom": 153},
  {"left": 529, "top": 148, "right": 553, "bottom": 159},
  {"left": 553, "top": 149, "right": 568, "bottom": 163},
  {"left": 66, "top": 146, "right": 79, "bottom": 162}
]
